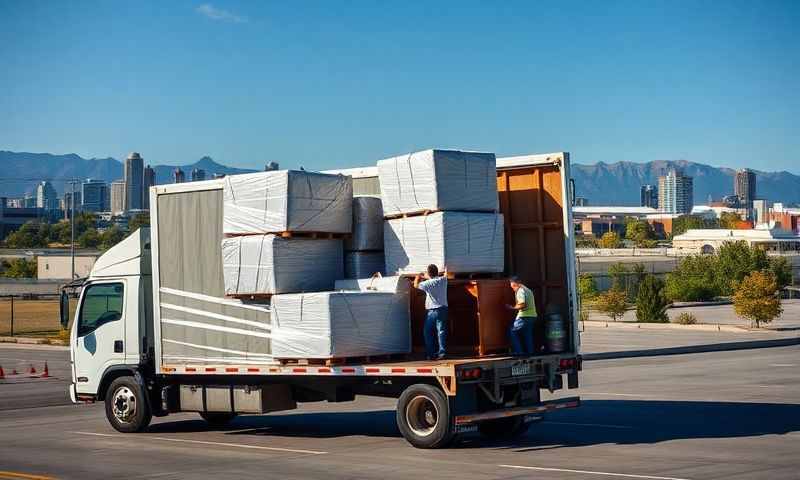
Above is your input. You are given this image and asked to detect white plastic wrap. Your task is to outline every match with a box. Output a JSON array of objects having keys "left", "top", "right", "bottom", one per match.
[
  {"left": 344, "top": 196, "right": 384, "bottom": 251},
  {"left": 377, "top": 149, "right": 498, "bottom": 216},
  {"left": 223, "top": 170, "right": 353, "bottom": 234},
  {"left": 383, "top": 212, "right": 505, "bottom": 274},
  {"left": 270, "top": 289, "right": 411, "bottom": 359},
  {"left": 222, "top": 235, "right": 343, "bottom": 295},
  {"left": 344, "top": 251, "right": 385, "bottom": 279}
]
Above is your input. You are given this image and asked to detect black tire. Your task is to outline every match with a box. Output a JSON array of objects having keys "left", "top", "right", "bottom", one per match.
[
  {"left": 200, "top": 412, "right": 237, "bottom": 426},
  {"left": 478, "top": 415, "right": 530, "bottom": 440},
  {"left": 396, "top": 384, "right": 454, "bottom": 449},
  {"left": 105, "top": 376, "right": 152, "bottom": 433}
]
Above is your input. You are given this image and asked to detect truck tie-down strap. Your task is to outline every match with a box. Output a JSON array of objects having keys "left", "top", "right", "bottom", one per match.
[{"left": 161, "top": 364, "right": 447, "bottom": 377}]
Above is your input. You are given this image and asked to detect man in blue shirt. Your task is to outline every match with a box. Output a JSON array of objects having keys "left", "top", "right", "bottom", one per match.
[{"left": 414, "top": 264, "right": 448, "bottom": 360}]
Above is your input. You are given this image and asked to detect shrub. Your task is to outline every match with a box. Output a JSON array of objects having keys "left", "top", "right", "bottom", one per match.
[
  {"left": 599, "top": 231, "right": 622, "bottom": 249},
  {"left": 715, "top": 241, "right": 770, "bottom": 295},
  {"left": 664, "top": 255, "right": 720, "bottom": 302},
  {"left": 769, "top": 256, "right": 793, "bottom": 290},
  {"left": 673, "top": 312, "right": 697, "bottom": 325},
  {"left": 636, "top": 274, "right": 669, "bottom": 323},
  {"left": 733, "top": 271, "right": 783, "bottom": 328},
  {"left": 594, "top": 288, "right": 628, "bottom": 322}
]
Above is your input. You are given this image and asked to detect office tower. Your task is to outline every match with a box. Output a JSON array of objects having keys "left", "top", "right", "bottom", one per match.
[
  {"left": 173, "top": 168, "right": 185, "bottom": 183},
  {"left": 82, "top": 179, "right": 110, "bottom": 212},
  {"left": 36, "top": 181, "right": 59, "bottom": 210},
  {"left": 734, "top": 169, "right": 756, "bottom": 209},
  {"left": 752, "top": 199, "right": 767, "bottom": 225},
  {"left": 62, "top": 190, "right": 82, "bottom": 219},
  {"left": 110, "top": 180, "right": 126, "bottom": 215},
  {"left": 640, "top": 184, "right": 658, "bottom": 208},
  {"left": 191, "top": 168, "right": 206, "bottom": 182},
  {"left": 143, "top": 165, "right": 156, "bottom": 210},
  {"left": 658, "top": 169, "right": 693, "bottom": 215},
  {"left": 124, "top": 152, "right": 144, "bottom": 212}
]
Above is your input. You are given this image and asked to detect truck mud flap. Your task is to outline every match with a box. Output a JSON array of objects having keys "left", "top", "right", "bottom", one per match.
[{"left": 453, "top": 396, "right": 580, "bottom": 426}]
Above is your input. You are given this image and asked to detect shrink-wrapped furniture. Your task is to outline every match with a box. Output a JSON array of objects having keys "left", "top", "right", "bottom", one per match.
[
  {"left": 344, "top": 251, "right": 385, "bottom": 279},
  {"left": 377, "top": 149, "right": 498, "bottom": 216},
  {"left": 344, "top": 196, "right": 384, "bottom": 251},
  {"left": 383, "top": 212, "right": 504, "bottom": 274},
  {"left": 222, "top": 235, "right": 343, "bottom": 295},
  {"left": 223, "top": 170, "right": 353, "bottom": 234},
  {"left": 270, "top": 286, "right": 412, "bottom": 359}
]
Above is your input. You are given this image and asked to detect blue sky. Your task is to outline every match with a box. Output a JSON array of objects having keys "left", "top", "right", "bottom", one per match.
[{"left": 1, "top": 1, "right": 798, "bottom": 172}]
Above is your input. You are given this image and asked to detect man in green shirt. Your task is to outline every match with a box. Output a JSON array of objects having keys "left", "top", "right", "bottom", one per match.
[{"left": 505, "top": 276, "right": 538, "bottom": 355}]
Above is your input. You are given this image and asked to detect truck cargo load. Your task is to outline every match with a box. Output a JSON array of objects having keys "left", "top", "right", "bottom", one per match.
[
  {"left": 377, "top": 149, "right": 498, "bottom": 216},
  {"left": 344, "top": 251, "right": 385, "bottom": 279},
  {"left": 344, "top": 196, "right": 384, "bottom": 251}
]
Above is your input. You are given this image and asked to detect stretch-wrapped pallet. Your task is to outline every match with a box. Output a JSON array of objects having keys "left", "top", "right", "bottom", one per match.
[
  {"left": 344, "top": 251, "right": 385, "bottom": 279},
  {"left": 223, "top": 170, "right": 353, "bottom": 234},
  {"left": 377, "top": 149, "right": 498, "bottom": 216},
  {"left": 344, "top": 196, "right": 384, "bottom": 251},
  {"left": 222, "top": 235, "right": 343, "bottom": 295},
  {"left": 270, "top": 281, "right": 411, "bottom": 358},
  {"left": 384, "top": 211, "right": 504, "bottom": 274}
]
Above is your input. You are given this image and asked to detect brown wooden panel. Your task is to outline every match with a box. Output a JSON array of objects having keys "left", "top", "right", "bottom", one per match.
[
  {"left": 542, "top": 167, "right": 565, "bottom": 223},
  {"left": 545, "top": 227, "right": 567, "bottom": 284},
  {"left": 474, "top": 280, "right": 515, "bottom": 355}
]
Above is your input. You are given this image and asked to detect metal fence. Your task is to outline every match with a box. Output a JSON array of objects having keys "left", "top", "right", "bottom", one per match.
[{"left": 0, "top": 294, "right": 78, "bottom": 337}]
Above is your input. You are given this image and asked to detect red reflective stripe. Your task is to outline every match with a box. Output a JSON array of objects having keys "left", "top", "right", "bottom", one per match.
[
  {"left": 417, "top": 368, "right": 433, "bottom": 373},
  {"left": 318, "top": 368, "right": 331, "bottom": 373},
  {"left": 247, "top": 368, "right": 260, "bottom": 373},
  {"left": 391, "top": 368, "right": 405, "bottom": 373},
  {"left": 341, "top": 368, "right": 356, "bottom": 373},
  {"left": 225, "top": 367, "right": 238, "bottom": 373},
  {"left": 205, "top": 368, "right": 216, "bottom": 372},
  {"left": 185, "top": 367, "right": 197, "bottom": 372},
  {"left": 366, "top": 368, "right": 380, "bottom": 373},
  {"left": 269, "top": 368, "right": 280, "bottom": 373},
  {"left": 293, "top": 368, "right": 307, "bottom": 373}
]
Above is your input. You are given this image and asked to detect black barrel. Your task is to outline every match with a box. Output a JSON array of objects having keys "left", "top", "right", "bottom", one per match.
[{"left": 544, "top": 306, "right": 566, "bottom": 353}]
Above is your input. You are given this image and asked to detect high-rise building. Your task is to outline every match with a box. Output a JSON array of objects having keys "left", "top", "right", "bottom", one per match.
[
  {"left": 124, "top": 152, "right": 144, "bottom": 212},
  {"left": 62, "top": 190, "right": 82, "bottom": 219},
  {"left": 82, "top": 179, "right": 110, "bottom": 212},
  {"left": 23, "top": 193, "right": 36, "bottom": 208},
  {"left": 734, "top": 169, "right": 756, "bottom": 209},
  {"left": 143, "top": 165, "right": 156, "bottom": 210},
  {"left": 191, "top": 168, "right": 206, "bottom": 182},
  {"left": 658, "top": 169, "right": 693, "bottom": 215},
  {"left": 753, "top": 199, "right": 767, "bottom": 225},
  {"left": 36, "top": 181, "right": 59, "bottom": 210},
  {"left": 110, "top": 180, "right": 126, "bottom": 215},
  {"left": 173, "top": 168, "right": 185, "bottom": 183},
  {"left": 640, "top": 184, "right": 658, "bottom": 208}
]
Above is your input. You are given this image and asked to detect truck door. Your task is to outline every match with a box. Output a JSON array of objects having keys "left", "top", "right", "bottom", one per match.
[{"left": 72, "top": 281, "right": 127, "bottom": 397}]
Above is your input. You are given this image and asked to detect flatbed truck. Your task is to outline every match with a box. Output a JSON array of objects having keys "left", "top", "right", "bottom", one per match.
[{"left": 62, "top": 152, "right": 581, "bottom": 448}]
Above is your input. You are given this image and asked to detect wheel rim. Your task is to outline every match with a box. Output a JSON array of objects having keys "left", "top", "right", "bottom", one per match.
[
  {"left": 405, "top": 394, "right": 439, "bottom": 437},
  {"left": 112, "top": 386, "right": 137, "bottom": 423}
]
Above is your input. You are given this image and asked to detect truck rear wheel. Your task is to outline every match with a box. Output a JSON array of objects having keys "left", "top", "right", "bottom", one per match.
[
  {"left": 396, "top": 384, "right": 454, "bottom": 449},
  {"left": 478, "top": 415, "right": 529, "bottom": 440},
  {"left": 105, "top": 376, "right": 152, "bottom": 433},
  {"left": 200, "top": 412, "right": 237, "bottom": 426}
]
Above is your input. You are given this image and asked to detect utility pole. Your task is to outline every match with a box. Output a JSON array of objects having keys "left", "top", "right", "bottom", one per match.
[{"left": 70, "top": 179, "right": 76, "bottom": 280}]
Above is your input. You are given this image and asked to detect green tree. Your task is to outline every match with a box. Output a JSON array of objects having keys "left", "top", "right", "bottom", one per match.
[
  {"left": 607, "top": 262, "right": 629, "bottom": 291},
  {"left": 100, "top": 226, "right": 126, "bottom": 250},
  {"left": 714, "top": 241, "right": 770, "bottom": 295},
  {"left": 78, "top": 228, "right": 101, "bottom": 248},
  {"left": 4, "top": 221, "right": 48, "bottom": 248},
  {"left": 2, "top": 258, "right": 37, "bottom": 278},
  {"left": 719, "top": 211, "right": 743, "bottom": 229},
  {"left": 664, "top": 255, "right": 720, "bottom": 302},
  {"left": 625, "top": 218, "right": 655, "bottom": 247},
  {"left": 733, "top": 271, "right": 782, "bottom": 328},
  {"left": 599, "top": 231, "right": 622, "bottom": 249},
  {"left": 128, "top": 213, "right": 150, "bottom": 232},
  {"left": 671, "top": 215, "right": 720, "bottom": 237},
  {"left": 578, "top": 273, "right": 598, "bottom": 301},
  {"left": 636, "top": 274, "right": 669, "bottom": 323},
  {"left": 594, "top": 288, "right": 628, "bottom": 322},
  {"left": 768, "top": 256, "right": 793, "bottom": 289}
]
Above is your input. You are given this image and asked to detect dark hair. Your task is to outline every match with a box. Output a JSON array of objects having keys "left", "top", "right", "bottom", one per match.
[
  {"left": 427, "top": 264, "right": 439, "bottom": 277},
  {"left": 509, "top": 275, "right": 521, "bottom": 284}
]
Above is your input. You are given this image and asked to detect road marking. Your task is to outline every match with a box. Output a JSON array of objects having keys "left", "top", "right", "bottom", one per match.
[
  {"left": 542, "top": 421, "right": 634, "bottom": 429},
  {"left": 498, "top": 464, "right": 692, "bottom": 480},
  {"left": 0, "top": 472, "right": 56, "bottom": 480},
  {"left": 769, "top": 364, "right": 796, "bottom": 367},
  {"left": 72, "top": 431, "right": 327, "bottom": 455}
]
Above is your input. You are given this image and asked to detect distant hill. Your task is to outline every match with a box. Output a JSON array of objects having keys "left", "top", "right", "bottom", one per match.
[
  {"left": 571, "top": 160, "right": 800, "bottom": 206},
  {"left": 0, "top": 151, "right": 256, "bottom": 197}
]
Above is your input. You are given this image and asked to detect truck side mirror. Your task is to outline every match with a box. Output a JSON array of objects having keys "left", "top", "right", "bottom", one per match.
[{"left": 59, "top": 290, "right": 70, "bottom": 330}]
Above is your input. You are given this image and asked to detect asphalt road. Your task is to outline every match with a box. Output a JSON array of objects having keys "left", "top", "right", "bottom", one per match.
[{"left": 0, "top": 335, "right": 798, "bottom": 479}]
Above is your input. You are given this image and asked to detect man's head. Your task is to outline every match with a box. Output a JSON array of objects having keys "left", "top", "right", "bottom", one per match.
[
  {"left": 509, "top": 275, "right": 522, "bottom": 291},
  {"left": 426, "top": 264, "right": 439, "bottom": 278}
]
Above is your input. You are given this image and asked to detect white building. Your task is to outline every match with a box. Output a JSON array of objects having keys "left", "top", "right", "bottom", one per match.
[
  {"left": 672, "top": 228, "right": 800, "bottom": 254},
  {"left": 110, "top": 180, "right": 126, "bottom": 215},
  {"left": 658, "top": 170, "right": 693, "bottom": 215},
  {"left": 36, "top": 181, "right": 59, "bottom": 210}
]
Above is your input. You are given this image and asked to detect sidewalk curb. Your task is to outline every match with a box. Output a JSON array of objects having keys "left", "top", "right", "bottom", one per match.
[
  {"left": 581, "top": 321, "right": 750, "bottom": 333},
  {"left": 0, "top": 336, "right": 67, "bottom": 346},
  {"left": 583, "top": 337, "right": 800, "bottom": 361}
]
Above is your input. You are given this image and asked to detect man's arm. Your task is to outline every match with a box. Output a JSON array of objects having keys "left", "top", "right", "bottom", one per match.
[
  {"left": 414, "top": 273, "right": 428, "bottom": 290},
  {"left": 506, "top": 289, "right": 527, "bottom": 311}
]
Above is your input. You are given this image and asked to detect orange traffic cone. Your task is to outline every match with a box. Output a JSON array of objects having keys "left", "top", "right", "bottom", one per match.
[
  {"left": 41, "top": 362, "right": 50, "bottom": 378},
  {"left": 0, "top": 365, "right": 4, "bottom": 379}
]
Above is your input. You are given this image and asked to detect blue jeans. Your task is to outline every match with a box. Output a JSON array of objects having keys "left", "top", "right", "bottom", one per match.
[
  {"left": 424, "top": 307, "right": 448, "bottom": 359},
  {"left": 509, "top": 317, "right": 536, "bottom": 355}
]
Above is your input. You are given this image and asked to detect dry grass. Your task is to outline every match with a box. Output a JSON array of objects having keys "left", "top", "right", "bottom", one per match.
[{"left": 0, "top": 298, "right": 78, "bottom": 336}]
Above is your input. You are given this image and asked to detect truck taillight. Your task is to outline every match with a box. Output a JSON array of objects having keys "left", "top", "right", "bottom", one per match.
[
  {"left": 457, "top": 368, "right": 482, "bottom": 380},
  {"left": 559, "top": 358, "right": 577, "bottom": 370}
]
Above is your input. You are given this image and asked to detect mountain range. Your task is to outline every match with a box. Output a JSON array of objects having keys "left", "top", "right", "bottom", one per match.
[{"left": 2, "top": 151, "right": 798, "bottom": 206}]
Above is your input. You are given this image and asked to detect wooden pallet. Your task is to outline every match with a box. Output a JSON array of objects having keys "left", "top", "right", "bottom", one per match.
[
  {"left": 225, "top": 293, "right": 273, "bottom": 301},
  {"left": 277, "top": 353, "right": 407, "bottom": 367},
  {"left": 224, "top": 231, "right": 350, "bottom": 239},
  {"left": 384, "top": 209, "right": 499, "bottom": 220}
]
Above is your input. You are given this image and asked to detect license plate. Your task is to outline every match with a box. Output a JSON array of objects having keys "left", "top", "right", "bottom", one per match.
[{"left": 511, "top": 363, "right": 531, "bottom": 376}]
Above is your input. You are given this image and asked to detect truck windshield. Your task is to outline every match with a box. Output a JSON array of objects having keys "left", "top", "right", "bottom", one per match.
[{"left": 78, "top": 283, "right": 124, "bottom": 337}]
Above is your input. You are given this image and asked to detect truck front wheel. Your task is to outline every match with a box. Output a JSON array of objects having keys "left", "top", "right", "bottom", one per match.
[
  {"left": 396, "top": 384, "right": 454, "bottom": 449},
  {"left": 105, "top": 376, "right": 152, "bottom": 433}
]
